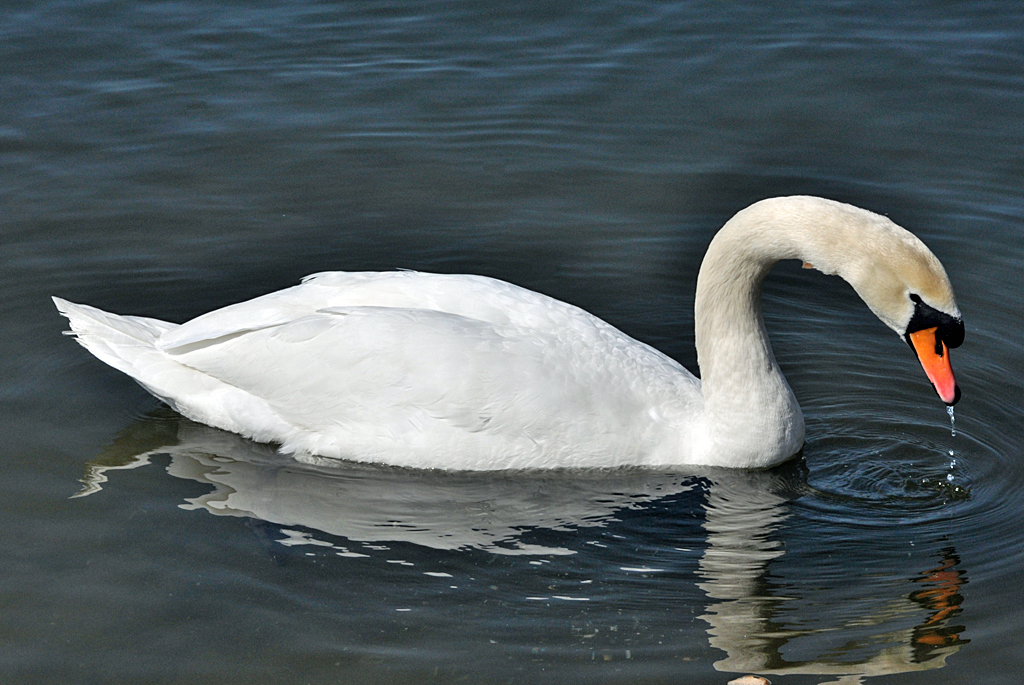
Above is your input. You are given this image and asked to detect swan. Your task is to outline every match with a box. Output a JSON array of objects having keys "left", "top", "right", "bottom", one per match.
[{"left": 54, "top": 196, "right": 964, "bottom": 470}]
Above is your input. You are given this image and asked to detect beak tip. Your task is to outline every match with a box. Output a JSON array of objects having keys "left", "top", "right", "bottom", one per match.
[{"left": 909, "top": 327, "right": 961, "bottom": 408}]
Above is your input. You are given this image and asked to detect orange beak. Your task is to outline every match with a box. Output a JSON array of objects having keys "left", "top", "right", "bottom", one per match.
[{"left": 908, "top": 327, "right": 960, "bottom": 405}]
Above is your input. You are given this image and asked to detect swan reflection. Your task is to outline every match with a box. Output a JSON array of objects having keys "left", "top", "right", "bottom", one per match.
[
  {"left": 77, "top": 410, "right": 967, "bottom": 681},
  {"left": 698, "top": 475, "right": 966, "bottom": 684}
]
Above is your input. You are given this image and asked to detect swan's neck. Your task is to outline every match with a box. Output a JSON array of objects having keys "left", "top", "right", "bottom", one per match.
[{"left": 692, "top": 199, "right": 849, "bottom": 466}]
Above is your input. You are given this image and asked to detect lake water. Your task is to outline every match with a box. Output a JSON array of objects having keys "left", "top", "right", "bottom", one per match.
[{"left": 3, "top": 1, "right": 1023, "bottom": 683}]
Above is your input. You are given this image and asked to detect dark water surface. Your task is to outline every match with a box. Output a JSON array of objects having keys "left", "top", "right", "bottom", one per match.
[{"left": 3, "top": 1, "right": 1023, "bottom": 683}]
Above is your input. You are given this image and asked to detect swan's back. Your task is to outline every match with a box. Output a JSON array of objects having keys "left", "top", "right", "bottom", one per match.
[{"left": 159, "top": 271, "right": 566, "bottom": 349}]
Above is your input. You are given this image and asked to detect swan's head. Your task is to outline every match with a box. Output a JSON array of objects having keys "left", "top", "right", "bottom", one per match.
[{"left": 808, "top": 201, "right": 964, "bottom": 405}]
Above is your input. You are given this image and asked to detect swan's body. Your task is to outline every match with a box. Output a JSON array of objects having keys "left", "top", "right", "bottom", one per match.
[{"left": 55, "top": 196, "right": 964, "bottom": 470}]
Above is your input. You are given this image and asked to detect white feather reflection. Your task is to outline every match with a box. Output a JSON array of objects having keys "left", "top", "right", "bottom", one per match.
[
  {"left": 75, "top": 410, "right": 700, "bottom": 555},
  {"left": 76, "top": 410, "right": 967, "bottom": 681}
]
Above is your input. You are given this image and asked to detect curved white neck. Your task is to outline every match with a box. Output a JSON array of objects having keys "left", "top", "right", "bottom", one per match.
[{"left": 691, "top": 197, "right": 862, "bottom": 466}]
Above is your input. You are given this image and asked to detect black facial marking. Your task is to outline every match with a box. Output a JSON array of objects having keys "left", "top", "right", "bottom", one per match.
[{"left": 904, "top": 294, "right": 965, "bottom": 350}]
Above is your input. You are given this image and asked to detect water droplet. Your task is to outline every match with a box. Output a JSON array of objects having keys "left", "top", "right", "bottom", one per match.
[{"left": 947, "top": 405, "right": 956, "bottom": 437}]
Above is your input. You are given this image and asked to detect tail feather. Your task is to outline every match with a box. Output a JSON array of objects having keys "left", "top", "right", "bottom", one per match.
[
  {"left": 53, "top": 297, "right": 176, "bottom": 343},
  {"left": 52, "top": 297, "right": 178, "bottom": 379},
  {"left": 53, "top": 297, "right": 288, "bottom": 443}
]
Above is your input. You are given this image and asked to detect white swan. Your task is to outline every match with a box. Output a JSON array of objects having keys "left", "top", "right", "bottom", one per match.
[{"left": 54, "top": 196, "right": 964, "bottom": 470}]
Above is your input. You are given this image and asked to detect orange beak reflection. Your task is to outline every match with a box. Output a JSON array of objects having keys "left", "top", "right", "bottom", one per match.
[{"left": 909, "top": 327, "right": 960, "bottom": 405}]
